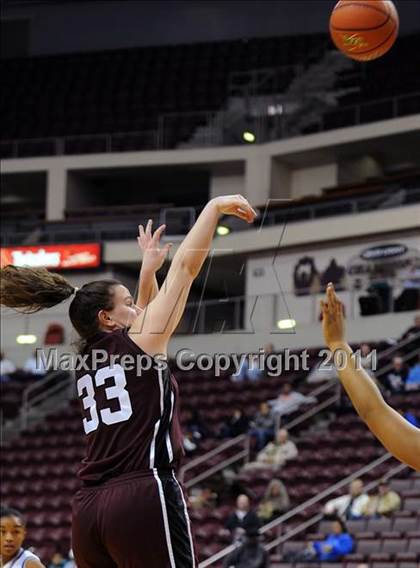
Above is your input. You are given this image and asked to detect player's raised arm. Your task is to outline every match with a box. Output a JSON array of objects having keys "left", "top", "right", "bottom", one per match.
[
  {"left": 129, "top": 195, "right": 257, "bottom": 355},
  {"left": 135, "top": 220, "right": 172, "bottom": 309},
  {"left": 320, "top": 283, "right": 420, "bottom": 471}
]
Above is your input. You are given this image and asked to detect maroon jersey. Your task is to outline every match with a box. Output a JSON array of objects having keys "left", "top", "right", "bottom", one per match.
[{"left": 75, "top": 328, "right": 184, "bottom": 485}]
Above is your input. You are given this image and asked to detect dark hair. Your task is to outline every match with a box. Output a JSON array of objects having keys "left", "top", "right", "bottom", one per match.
[
  {"left": 0, "top": 505, "right": 25, "bottom": 525},
  {"left": 69, "top": 279, "right": 120, "bottom": 350},
  {"left": 1, "top": 265, "right": 120, "bottom": 352},
  {"left": 330, "top": 515, "right": 348, "bottom": 533}
]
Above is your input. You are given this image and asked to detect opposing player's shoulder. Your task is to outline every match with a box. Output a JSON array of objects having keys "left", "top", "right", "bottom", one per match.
[{"left": 24, "top": 559, "right": 45, "bottom": 568}]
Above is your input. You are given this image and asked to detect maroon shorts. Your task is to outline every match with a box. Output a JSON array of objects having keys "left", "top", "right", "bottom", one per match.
[{"left": 72, "top": 469, "right": 198, "bottom": 568}]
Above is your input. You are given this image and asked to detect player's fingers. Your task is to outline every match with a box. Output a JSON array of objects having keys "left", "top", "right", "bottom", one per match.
[
  {"left": 152, "top": 224, "right": 166, "bottom": 243},
  {"left": 145, "top": 219, "right": 153, "bottom": 238},
  {"left": 139, "top": 224, "right": 145, "bottom": 239},
  {"left": 327, "top": 283, "right": 337, "bottom": 308}
]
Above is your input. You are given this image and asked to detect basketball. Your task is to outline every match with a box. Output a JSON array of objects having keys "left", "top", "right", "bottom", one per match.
[{"left": 329, "top": 0, "right": 399, "bottom": 61}]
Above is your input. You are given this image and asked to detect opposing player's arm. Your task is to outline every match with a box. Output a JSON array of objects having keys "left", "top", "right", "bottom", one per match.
[
  {"left": 321, "top": 284, "right": 420, "bottom": 471},
  {"left": 129, "top": 196, "right": 257, "bottom": 356}
]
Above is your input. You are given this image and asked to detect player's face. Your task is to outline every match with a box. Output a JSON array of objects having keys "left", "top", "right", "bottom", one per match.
[
  {"left": 0, "top": 515, "right": 26, "bottom": 560},
  {"left": 108, "top": 285, "right": 143, "bottom": 329}
]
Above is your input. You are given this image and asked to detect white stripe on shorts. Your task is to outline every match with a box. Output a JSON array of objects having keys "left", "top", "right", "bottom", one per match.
[
  {"left": 172, "top": 471, "right": 196, "bottom": 568},
  {"left": 153, "top": 468, "right": 176, "bottom": 568}
]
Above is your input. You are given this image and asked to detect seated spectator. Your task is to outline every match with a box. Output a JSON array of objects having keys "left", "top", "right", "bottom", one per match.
[
  {"left": 23, "top": 350, "right": 47, "bottom": 376},
  {"left": 189, "top": 486, "right": 218, "bottom": 510},
  {"left": 249, "top": 402, "right": 275, "bottom": 451},
  {"left": 404, "top": 408, "right": 419, "bottom": 427},
  {"left": 225, "top": 494, "right": 260, "bottom": 543},
  {"left": 400, "top": 314, "right": 420, "bottom": 341},
  {"left": 231, "top": 353, "right": 264, "bottom": 382},
  {"left": 362, "top": 480, "right": 401, "bottom": 517},
  {"left": 223, "top": 526, "right": 268, "bottom": 568},
  {"left": 185, "top": 408, "right": 212, "bottom": 440},
  {"left": 48, "top": 552, "right": 66, "bottom": 568},
  {"left": 323, "top": 479, "right": 369, "bottom": 520},
  {"left": 0, "top": 351, "right": 16, "bottom": 382},
  {"left": 380, "top": 355, "right": 409, "bottom": 393},
  {"left": 359, "top": 342, "right": 375, "bottom": 376},
  {"left": 183, "top": 432, "right": 198, "bottom": 455},
  {"left": 219, "top": 409, "right": 250, "bottom": 438},
  {"left": 243, "top": 429, "right": 298, "bottom": 471},
  {"left": 269, "top": 382, "right": 316, "bottom": 417},
  {"left": 257, "top": 479, "right": 290, "bottom": 522},
  {"left": 406, "top": 355, "right": 420, "bottom": 390},
  {"left": 63, "top": 551, "right": 76, "bottom": 568},
  {"left": 284, "top": 518, "right": 353, "bottom": 563}
]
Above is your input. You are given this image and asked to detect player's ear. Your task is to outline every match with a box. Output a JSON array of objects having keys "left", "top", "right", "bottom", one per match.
[{"left": 98, "top": 309, "right": 114, "bottom": 329}]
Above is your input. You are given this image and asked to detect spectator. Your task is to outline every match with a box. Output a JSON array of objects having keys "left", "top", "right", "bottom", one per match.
[
  {"left": 223, "top": 526, "right": 269, "bottom": 568},
  {"left": 63, "top": 551, "right": 76, "bottom": 568},
  {"left": 380, "top": 355, "right": 409, "bottom": 393},
  {"left": 23, "top": 350, "right": 47, "bottom": 376},
  {"left": 185, "top": 408, "right": 212, "bottom": 440},
  {"left": 362, "top": 480, "right": 401, "bottom": 517},
  {"left": 183, "top": 432, "right": 198, "bottom": 455},
  {"left": 220, "top": 409, "right": 250, "bottom": 438},
  {"left": 269, "top": 382, "right": 316, "bottom": 417},
  {"left": 406, "top": 355, "right": 420, "bottom": 390},
  {"left": 231, "top": 354, "right": 264, "bottom": 382},
  {"left": 189, "top": 486, "right": 218, "bottom": 510},
  {"left": 359, "top": 343, "right": 375, "bottom": 376},
  {"left": 323, "top": 479, "right": 369, "bottom": 520},
  {"left": 243, "top": 429, "right": 298, "bottom": 471},
  {"left": 48, "top": 552, "right": 67, "bottom": 568},
  {"left": 249, "top": 402, "right": 275, "bottom": 451},
  {"left": 401, "top": 314, "right": 420, "bottom": 339},
  {"left": 258, "top": 479, "right": 290, "bottom": 522},
  {"left": 404, "top": 409, "right": 419, "bottom": 427},
  {"left": 284, "top": 518, "right": 353, "bottom": 563},
  {"left": 0, "top": 351, "right": 16, "bottom": 381},
  {"left": 225, "top": 494, "right": 260, "bottom": 543}
]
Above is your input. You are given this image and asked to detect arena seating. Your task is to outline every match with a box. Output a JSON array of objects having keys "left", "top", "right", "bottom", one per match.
[
  {"left": 1, "top": 170, "right": 418, "bottom": 247},
  {"left": 2, "top": 32, "right": 419, "bottom": 156},
  {"left": 1, "top": 334, "right": 419, "bottom": 564},
  {"left": 1, "top": 34, "right": 327, "bottom": 150}
]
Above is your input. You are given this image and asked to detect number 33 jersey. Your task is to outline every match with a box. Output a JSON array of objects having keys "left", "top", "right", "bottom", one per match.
[{"left": 75, "top": 328, "right": 185, "bottom": 485}]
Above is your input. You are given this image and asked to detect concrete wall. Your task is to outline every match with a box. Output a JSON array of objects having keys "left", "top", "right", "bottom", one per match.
[
  {"left": 3, "top": 115, "right": 419, "bottom": 219},
  {"left": 291, "top": 163, "right": 338, "bottom": 199}
]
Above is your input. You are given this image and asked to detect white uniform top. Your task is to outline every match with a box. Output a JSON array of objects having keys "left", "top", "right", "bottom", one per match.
[{"left": 3, "top": 548, "right": 40, "bottom": 568}]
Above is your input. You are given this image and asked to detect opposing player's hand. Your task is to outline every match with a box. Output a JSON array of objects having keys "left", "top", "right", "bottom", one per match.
[
  {"left": 320, "top": 283, "right": 346, "bottom": 350},
  {"left": 214, "top": 195, "right": 258, "bottom": 223},
  {"left": 137, "top": 220, "right": 173, "bottom": 272}
]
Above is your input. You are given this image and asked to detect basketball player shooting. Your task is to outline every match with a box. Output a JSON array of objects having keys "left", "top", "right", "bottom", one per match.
[
  {"left": 321, "top": 283, "right": 420, "bottom": 471},
  {"left": 0, "top": 195, "right": 257, "bottom": 568}
]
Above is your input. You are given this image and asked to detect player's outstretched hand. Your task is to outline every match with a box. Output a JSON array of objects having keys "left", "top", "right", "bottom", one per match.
[
  {"left": 320, "top": 283, "right": 346, "bottom": 350},
  {"left": 137, "top": 219, "right": 173, "bottom": 272},
  {"left": 214, "top": 194, "right": 258, "bottom": 223}
]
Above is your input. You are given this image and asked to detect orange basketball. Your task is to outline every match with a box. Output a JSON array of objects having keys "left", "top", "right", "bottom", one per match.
[{"left": 329, "top": 0, "right": 399, "bottom": 61}]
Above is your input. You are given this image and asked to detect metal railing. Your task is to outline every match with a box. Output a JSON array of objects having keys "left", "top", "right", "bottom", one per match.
[
  {"left": 180, "top": 331, "right": 420, "bottom": 491},
  {"left": 20, "top": 370, "right": 73, "bottom": 429},
  {"left": 1, "top": 91, "right": 419, "bottom": 158},
  {"left": 199, "top": 453, "right": 407, "bottom": 567},
  {"left": 177, "top": 278, "right": 420, "bottom": 333},
  {"left": 1, "top": 180, "right": 418, "bottom": 248}
]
